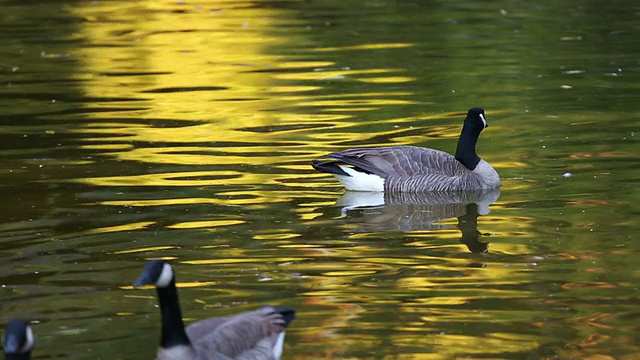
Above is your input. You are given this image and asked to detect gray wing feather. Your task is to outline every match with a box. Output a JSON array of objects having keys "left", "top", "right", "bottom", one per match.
[
  {"left": 186, "top": 307, "right": 286, "bottom": 360},
  {"left": 186, "top": 317, "right": 231, "bottom": 341},
  {"left": 328, "top": 146, "right": 465, "bottom": 178}
]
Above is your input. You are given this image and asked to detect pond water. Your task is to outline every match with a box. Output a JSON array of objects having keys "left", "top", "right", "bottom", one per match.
[{"left": 1, "top": 0, "right": 639, "bottom": 359}]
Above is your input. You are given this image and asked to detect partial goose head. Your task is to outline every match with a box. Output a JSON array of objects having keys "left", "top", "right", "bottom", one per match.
[
  {"left": 134, "top": 260, "right": 296, "bottom": 360},
  {"left": 3, "top": 319, "right": 34, "bottom": 360},
  {"left": 466, "top": 108, "right": 488, "bottom": 129},
  {"left": 134, "top": 259, "right": 175, "bottom": 289},
  {"left": 311, "top": 107, "right": 500, "bottom": 192}
]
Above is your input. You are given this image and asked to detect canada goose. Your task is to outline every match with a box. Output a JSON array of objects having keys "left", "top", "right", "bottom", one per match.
[
  {"left": 3, "top": 319, "right": 34, "bottom": 360},
  {"left": 312, "top": 108, "right": 500, "bottom": 192},
  {"left": 133, "top": 260, "right": 296, "bottom": 360}
]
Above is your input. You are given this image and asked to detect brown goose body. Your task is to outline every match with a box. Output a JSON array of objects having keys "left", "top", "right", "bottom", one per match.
[{"left": 312, "top": 108, "right": 500, "bottom": 192}]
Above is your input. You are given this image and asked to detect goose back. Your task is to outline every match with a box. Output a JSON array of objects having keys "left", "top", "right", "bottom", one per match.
[{"left": 329, "top": 146, "right": 462, "bottom": 178}]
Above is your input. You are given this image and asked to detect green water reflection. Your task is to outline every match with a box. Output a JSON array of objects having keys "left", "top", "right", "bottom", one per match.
[{"left": 0, "top": 0, "right": 638, "bottom": 359}]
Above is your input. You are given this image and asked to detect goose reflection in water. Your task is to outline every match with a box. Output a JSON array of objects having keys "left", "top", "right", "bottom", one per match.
[{"left": 335, "top": 188, "right": 500, "bottom": 253}]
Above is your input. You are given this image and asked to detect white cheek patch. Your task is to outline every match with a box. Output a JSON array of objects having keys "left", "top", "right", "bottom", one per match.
[
  {"left": 22, "top": 325, "right": 35, "bottom": 352},
  {"left": 272, "top": 331, "right": 285, "bottom": 359},
  {"left": 479, "top": 113, "right": 487, "bottom": 127},
  {"left": 156, "top": 263, "right": 174, "bottom": 288}
]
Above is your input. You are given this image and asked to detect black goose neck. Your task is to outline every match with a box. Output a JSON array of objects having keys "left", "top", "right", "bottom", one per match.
[
  {"left": 454, "top": 121, "right": 481, "bottom": 170},
  {"left": 156, "top": 279, "right": 191, "bottom": 349},
  {"left": 5, "top": 353, "right": 31, "bottom": 360}
]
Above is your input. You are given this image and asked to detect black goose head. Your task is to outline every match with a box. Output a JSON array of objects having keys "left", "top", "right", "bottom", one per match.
[
  {"left": 134, "top": 260, "right": 175, "bottom": 288},
  {"left": 3, "top": 319, "right": 34, "bottom": 359},
  {"left": 465, "top": 107, "right": 488, "bottom": 131}
]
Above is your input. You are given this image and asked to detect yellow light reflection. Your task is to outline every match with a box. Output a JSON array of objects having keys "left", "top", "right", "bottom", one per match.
[
  {"left": 356, "top": 76, "right": 416, "bottom": 83},
  {"left": 184, "top": 258, "right": 303, "bottom": 265},
  {"left": 253, "top": 233, "right": 301, "bottom": 240},
  {"left": 272, "top": 68, "right": 399, "bottom": 81},
  {"left": 121, "top": 281, "right": 216, "bottom": 290},
  {"left": 114, "top": 246, "right": 181, "bottom": 254},
  {"left": 167, "top": 220, "right": 245, "bottom": 229},
  {"left": 100, "top": 198, "right": 222, "bottom": 207},
  {"left": 431, "top": 333, "right": 539, "bottom": 355},
  {"left": 269, "top": 85, "right": 323, "bottom": 93},
  {"left": 67, "top": 0, "right": 346, "bottom": 196},
  {"left": 59, "top": 221, "right": 156, "bottom": 238},
  {"left": 314, "top": 43, "right": 414, "bottom": 52}
]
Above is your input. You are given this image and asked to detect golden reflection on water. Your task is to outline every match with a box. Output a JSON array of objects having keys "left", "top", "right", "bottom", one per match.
[
  {"left": 0, "top": 0, "right": 636, "bottom": 359},
  {"left": 67, "top": 0, "right": 428, "bottom": 194},
  {"left": 38, "top": 2, "right": 552, "bottom": 359},
  {"left": 167, "top": 219, "right": 245, "bottom": 230},
  {"left": 430, "top": 333, "right": 540, "bottom": 356},
  {"left": 114, "top": 246, "right": 181, "bottom": 254},
  {"left": 121, "top": 281, "right": 217, "bottom": 291}
]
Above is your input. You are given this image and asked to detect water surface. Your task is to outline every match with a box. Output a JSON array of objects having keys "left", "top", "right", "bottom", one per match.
[{"left": 1, "top": 0, "right": 639, "bottom": 359}]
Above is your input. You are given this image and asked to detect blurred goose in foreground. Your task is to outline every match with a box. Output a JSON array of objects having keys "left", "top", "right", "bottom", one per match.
[
  {"left": 133, "top": 260, "right": 295, "bottom": 360},
  {"left": 3, "top": 319, "right": 34, "bottom": 360},
  {"left": 312, "top": 108, "right": 500, "bottom": 192}
]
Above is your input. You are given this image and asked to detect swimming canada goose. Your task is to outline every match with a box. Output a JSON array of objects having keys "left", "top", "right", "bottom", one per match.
[
  {"left": 312, "top": 108, "right": 500, "bottom": 192},
  {"left": 133, "top": 260, "right": 296, "bottom": 360},
  {"left": 3, "top": 319, "right": 34, "bottom": 360}
]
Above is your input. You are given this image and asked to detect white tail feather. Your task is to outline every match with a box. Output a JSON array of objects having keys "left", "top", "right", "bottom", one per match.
[{"left": 333, "top": 166, "right": 385, "bottom": 192}]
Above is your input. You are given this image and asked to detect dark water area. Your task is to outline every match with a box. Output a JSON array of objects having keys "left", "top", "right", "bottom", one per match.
[{"left": 0, "top": 0, "right": 639, "bottom": 359}]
